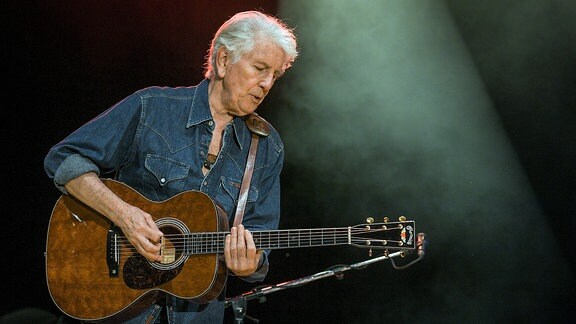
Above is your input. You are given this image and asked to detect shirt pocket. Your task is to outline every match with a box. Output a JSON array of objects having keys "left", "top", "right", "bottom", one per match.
[
  {"left": 144, "top": 154, "right": 190, "bottom": 188},
  {"left": 218, "top": 176, "right": 258, "bottom": 209}
]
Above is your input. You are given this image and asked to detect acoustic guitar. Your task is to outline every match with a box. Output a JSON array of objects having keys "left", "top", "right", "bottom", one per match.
[{"left": 45, "top": 179, "right": 416, "bottom": 322}]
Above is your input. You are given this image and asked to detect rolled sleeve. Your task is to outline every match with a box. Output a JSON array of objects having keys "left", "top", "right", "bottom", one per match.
[{"left": 53, "top": 154, "right": 100, "bottom": 194}]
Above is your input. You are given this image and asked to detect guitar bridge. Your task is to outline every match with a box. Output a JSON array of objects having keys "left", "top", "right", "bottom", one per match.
[{"left": 160, "top": 236, "right": 176, "bottom": 264}]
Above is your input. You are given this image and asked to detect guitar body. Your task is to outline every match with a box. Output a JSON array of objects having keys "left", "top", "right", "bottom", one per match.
[{"left": 45, "top": 179, "right": 228, "bottom": 322}]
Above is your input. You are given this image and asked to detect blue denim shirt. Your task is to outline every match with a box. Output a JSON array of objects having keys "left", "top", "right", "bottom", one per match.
[{"left": 44, "top": 79, "right": 283, "bottom": 322}]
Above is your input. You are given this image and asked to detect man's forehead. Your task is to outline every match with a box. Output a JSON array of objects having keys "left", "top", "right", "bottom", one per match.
[{"left": 247, "top": 43, "right": 288, "bottom": 69}]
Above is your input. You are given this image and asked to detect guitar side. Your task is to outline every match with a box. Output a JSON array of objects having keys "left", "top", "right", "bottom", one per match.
[{"left": 45, "top": 179, "right": 228, "bottom": 322}]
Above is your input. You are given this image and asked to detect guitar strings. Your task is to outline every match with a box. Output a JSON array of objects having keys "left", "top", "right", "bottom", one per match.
[{"left": 108, "top": 226, "right": 407, "bottom": 256}]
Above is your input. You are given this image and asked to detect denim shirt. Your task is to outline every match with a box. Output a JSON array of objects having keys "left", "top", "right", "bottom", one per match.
[{"left": 44, "top": 79, "right": 284, "bottom": 283}]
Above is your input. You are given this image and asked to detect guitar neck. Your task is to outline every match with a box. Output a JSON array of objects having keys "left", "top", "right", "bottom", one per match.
[
  {"left": 179, "top": 220, "right": 415, "bottom": 255},
  {"left": 181, "top": 228, "right": 351, "bottom": 255}
]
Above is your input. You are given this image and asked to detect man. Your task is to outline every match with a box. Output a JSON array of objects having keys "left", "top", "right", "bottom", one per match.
[{"left": 44, "top": 10, "right": 298, "bottom": 323}]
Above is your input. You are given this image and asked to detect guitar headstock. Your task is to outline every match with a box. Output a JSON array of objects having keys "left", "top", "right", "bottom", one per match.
[{"left": 350, "top": 217, "right": 416, "bottom": 251}]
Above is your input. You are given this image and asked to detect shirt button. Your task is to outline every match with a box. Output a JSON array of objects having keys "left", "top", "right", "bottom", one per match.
[
  {"left": 203, "top": 181, "right": 208, "bottom": 185},
  {"left": 200, "top": 151, "right": 205, "bottom": 156},
  {"left": 208, "top": 121, "right": 214, "bottom": 126},
  {"left": 160, "top": 178, "right": 166, "bottom": 183}
]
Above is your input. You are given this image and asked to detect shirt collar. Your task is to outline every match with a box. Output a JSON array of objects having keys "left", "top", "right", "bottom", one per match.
[
  {"left": 186, "top": 79, "right": 248, "bottom": 151},
  {"left": 186, "top": 79, "right": 212, "bottom": 127}
]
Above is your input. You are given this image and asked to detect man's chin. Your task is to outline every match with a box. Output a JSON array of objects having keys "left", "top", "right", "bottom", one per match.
[{"left": 240, "top": 105, "right": 259, "bottom": 116}]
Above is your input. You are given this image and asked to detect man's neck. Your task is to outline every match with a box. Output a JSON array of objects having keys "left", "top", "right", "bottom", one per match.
[{"left": 207, "top": 78, "right": 234, "bottom": 126}]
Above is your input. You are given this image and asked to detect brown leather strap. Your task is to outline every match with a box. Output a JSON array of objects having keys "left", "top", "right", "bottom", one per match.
[{"left": 233, "top": 133, "right": 259, "bottom": 227}]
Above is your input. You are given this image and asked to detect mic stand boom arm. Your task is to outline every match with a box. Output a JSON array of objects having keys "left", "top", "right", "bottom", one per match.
[{"left": 225, "top": 250, "right": 407, "bottom": 323}]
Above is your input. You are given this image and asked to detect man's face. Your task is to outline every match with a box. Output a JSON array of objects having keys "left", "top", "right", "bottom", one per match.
[{"left": 220, "top": 41, "right": 288, "bottom": 117}]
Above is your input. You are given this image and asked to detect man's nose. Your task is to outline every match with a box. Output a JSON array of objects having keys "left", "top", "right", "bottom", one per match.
[{"left": 259, "top": 73, "right": 275, "bottom": 90}]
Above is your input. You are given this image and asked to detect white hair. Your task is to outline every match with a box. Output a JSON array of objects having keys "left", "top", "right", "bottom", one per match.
[{"left": 204, "top": 11, "right": 298, "bottom": 79}]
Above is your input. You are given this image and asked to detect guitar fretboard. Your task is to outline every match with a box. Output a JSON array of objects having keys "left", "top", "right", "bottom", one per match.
[{"left": 183, "top": 228, "right": 351, "bottom": 255}]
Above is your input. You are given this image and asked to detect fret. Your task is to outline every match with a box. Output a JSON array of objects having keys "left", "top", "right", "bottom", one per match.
[
  {"left": 187, "top": 233, "right": 194, "bottom": 254},
  {"left": 200, "top": 233, "right": 206, "bottom": 254},
  {"left": 310, "top": 229, "right": 318, "bottom": 246},
  {"left": 288, "top": 230, "right": 299, "bottom": 247},
  {"left": 303, "top": 229, "right": 311, "bottom": 247},
  {"left": 271, "top": 231, "right": 279, "bottom": 248},
  {"left": 255, "top": 231, "right": 265, "bottom": 249},
  {"left": 209, "top": 232, "right": 214, "bottom": 253}
]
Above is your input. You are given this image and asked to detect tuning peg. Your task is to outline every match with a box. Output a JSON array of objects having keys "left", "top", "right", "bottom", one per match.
[
  {"left": 399, "top": 216, "right": 406, "bottom": 222},
  {"left": 366, "top": 217, "right": 374, "bottom": 224},
  {"left": 383, "top": 217, "right": 389, "bottom": 223}
]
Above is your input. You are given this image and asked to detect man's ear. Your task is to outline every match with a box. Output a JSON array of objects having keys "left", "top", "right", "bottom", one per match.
[{"left": 215, "top": 47, "right": 229, "bottom": 79}]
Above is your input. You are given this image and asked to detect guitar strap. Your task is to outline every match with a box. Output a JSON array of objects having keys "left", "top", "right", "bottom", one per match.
[{"left": 233, "top": 113, "right": 270, "bottom": 227}]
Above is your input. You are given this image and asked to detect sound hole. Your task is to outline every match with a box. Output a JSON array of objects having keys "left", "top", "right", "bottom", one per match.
[
  {"left": 152, "top": 217, "right": 190, "bottom": 270},
  {"left": 122, "top": 217, "right": 190, "bottom": 289}
]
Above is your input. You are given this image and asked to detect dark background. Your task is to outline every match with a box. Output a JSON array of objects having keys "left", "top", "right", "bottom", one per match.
[{"left": 4, "top": 0, "right": 575, "bottom": 323}]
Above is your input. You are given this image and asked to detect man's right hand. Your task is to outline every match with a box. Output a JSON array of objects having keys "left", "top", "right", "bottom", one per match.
[
  {"left": 65, "top": 172, "right": 164, "bottom": 262},
  {"left": 118, "top": 204, "right": 164, "bottom": 262}
]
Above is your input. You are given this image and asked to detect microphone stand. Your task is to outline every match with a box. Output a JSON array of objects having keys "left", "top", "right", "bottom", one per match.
[{"left": 226, "top": 250, "right": 414, "bottom": 324}]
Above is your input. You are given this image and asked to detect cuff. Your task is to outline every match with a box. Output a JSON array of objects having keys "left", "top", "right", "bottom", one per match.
[{"left": 53, "top": 154, "right": 100, "bottom": 194}]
